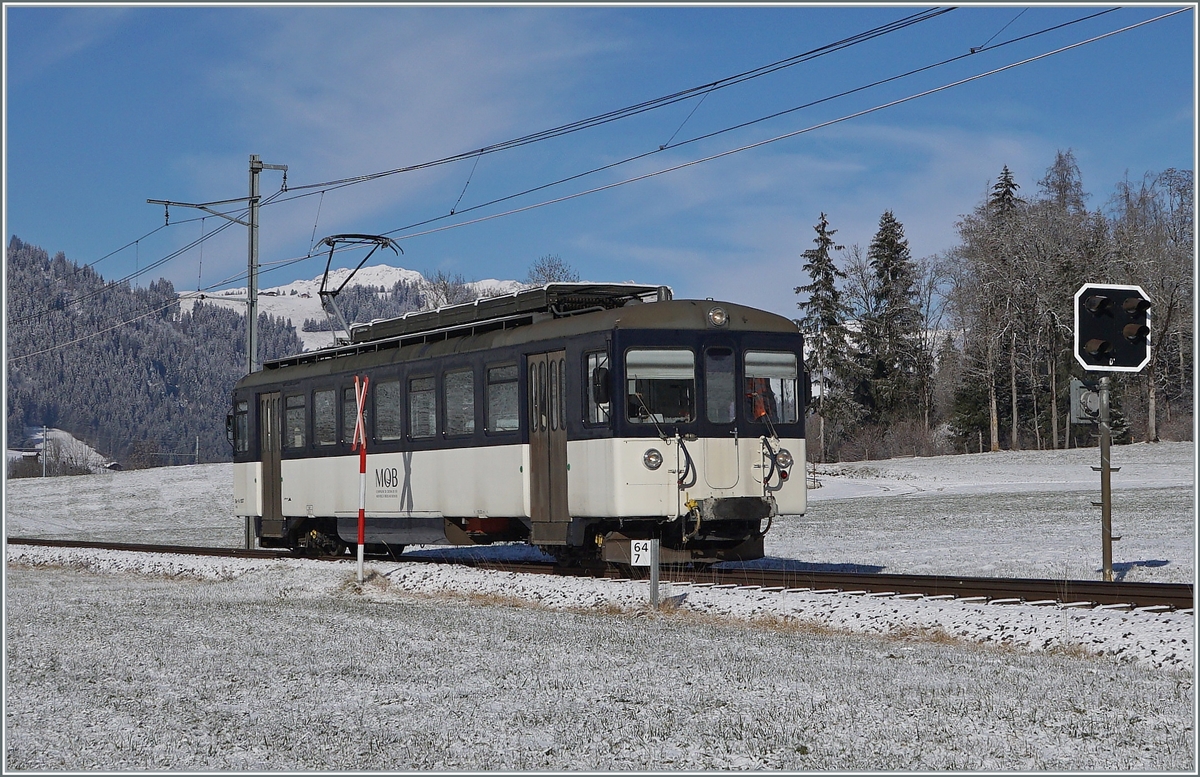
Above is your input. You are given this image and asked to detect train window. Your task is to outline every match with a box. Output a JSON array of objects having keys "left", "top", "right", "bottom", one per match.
[
  {"left": 375, "top": 380, "right": 403, "bottom": 441},
  {"left": 585, "top": 352, "right": 610, "bottom": 425},
  {"left": 549, "top": 359, "right": 558, "bottom": 431},
  {"left": 409, "top": 376, "right": 437, "bottom": 438},
  {"left": 537, "top": 361, "right": 547, "bottom": 432},
  {"left": 284, "top": 394, "right": 306, "bottom": 449},
  {"left": 486, "top": 365, "right": 519, "bottom": 432},
  {"left": 705, "top": 348, "right": 736, "bottom": 423},
  {"left": 342, "top": 387, "right": 360, "bottom": 444},
  {"left": 625, "top": 348, "right": 694, "bottom": 424},
  {"left": 444, "top": 369, "right": 475, "bottom": 436},
  {"left": 744, "top": 351, "right": 799, "bottom": 424},
  {"left": 314, "top": 389, "right": 337, "bottom": 446},
  {"left": 558, "top": 357, "right": 566, "bottom": 429},
  {"left": 233, "top": 400, "right": 249, "bottom": 453},
  {"left": 529, "top": 364, "right": 538, "bottom": 433}
]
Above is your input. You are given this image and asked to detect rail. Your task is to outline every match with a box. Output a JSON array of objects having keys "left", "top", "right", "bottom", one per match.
[{"left": 7, "top": 537, "right": 1192, "bottom": 611}]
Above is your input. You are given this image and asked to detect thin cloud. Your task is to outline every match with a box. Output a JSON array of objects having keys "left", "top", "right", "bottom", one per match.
[{"left": 5, "top": 7, "right": 132, "bottom": 84}]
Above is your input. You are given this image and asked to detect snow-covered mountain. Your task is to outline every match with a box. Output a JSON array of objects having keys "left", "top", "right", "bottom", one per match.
[{"left": 182, "top": 264, "right": 524, "bottom": 352}]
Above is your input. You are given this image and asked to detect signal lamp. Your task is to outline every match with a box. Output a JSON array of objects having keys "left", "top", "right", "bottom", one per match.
[
  {"left": 1123, "top": 323, "right": 1149, "bottom": 341},
  {"left": 1123, "top": 297, "right": 1150, "bottom": 315},
  {"left": 1084, "top": 339, "right": 1111, "bottom": 356},
  {"left": 1083, "top": 295, "right": 1110, "bottom": 314}
]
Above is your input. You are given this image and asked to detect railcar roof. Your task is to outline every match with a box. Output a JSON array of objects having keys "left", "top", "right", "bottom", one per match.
[
  {"left": 349, "top": 282, "right": 668, "bottom": 344},
  {"left": 238, "top": 296, "right": 798, "bottom": 389}
]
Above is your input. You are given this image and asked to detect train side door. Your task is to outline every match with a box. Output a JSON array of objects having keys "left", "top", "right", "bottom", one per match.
[
  {"left": 259, "top": 392, "right": 284, "bottom": 532},
  {"left": 528, "top": 350, "right": 569, "bottom": 544}
]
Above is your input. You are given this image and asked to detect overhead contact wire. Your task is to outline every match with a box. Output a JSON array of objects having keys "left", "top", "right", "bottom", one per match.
[
  {"left": 259, "top": 7, "right": 1120, "bottom": 241},
  {"left": 198, "top": 6, "right": 1155, "bottom": 287},
  {"left": 378, "top": 9, "right": 1181, "bottom": 243},
  {"left": 16, "top": 8, "right": 1165, "bottom": 355},
  {"left": 276, "top": 8, "right": 956, "bottom": 196}
]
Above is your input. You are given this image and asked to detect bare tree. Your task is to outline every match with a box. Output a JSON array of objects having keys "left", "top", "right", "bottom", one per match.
[
  {"left": 421, "top": 269, "right": 474, "bottom": 309},
  {"left": 947, "top": 206, "right": 1014, "bottom": 453},
  {"left": 525, "top": 254, "right": 581, "bottom": 286},
  {"left": 840, "top": 244, "right": 876, "bottom": 322},
  {"left": 914, "top": 254, "right": 950, "bottom": 431},
  {"left": 17, "top": 435, "right": 98, "bottom": 477},
  {"left": 947, "top": 156, "right": 1114, "bottom": 453},
  {"left": 1108, "top": 168, "right": 1194, "bottom": 441}
]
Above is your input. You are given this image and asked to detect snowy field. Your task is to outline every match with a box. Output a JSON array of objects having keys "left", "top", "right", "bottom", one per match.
[
  {"left": 6, "top": 441, "right": 1194, "bottom": 582},
  {"left": 3, "top": 442, "right": 1196, "bottom": 770}
]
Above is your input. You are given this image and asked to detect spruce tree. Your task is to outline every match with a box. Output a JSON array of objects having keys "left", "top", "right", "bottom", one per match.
[
  {"left": 990, "top": 165, "right": 1024, "bottom": 217},
  {"left": 856, "top": 211, "right": 922, "bottom": 424},
  {"left": 794, "top": 213, "right": 858, "bottom": 461}
]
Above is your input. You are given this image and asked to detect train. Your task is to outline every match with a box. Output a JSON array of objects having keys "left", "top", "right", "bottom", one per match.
[{"left": 229, "top": 281, "right": 807, "bottom": 565}]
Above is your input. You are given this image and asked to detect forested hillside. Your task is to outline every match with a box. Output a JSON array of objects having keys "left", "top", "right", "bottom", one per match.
[
  {"left": 300, "top": 281, "right": 423, "bottom": 332},
  {"left": 6, "top": 237, "right": 302, "bottom": 466}
]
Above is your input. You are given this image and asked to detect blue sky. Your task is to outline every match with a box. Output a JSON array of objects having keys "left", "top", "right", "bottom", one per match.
[{"left": 4, "top": 3, "right": 1195, "bottom": 320}]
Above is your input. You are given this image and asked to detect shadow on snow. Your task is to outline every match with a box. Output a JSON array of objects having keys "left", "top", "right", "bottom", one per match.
[
  {"left": 1105, "top": 559, "right": 1171, "bottom": 582},
  {"left": 719, "top": 556, "right": 887, "bottom": 575}
]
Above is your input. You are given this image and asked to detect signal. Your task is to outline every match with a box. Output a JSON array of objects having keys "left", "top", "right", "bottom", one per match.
[
  {"left": 1069, "top": 378, "right": 1100, "bottom": 424},
  {"left": 1073, "top": 284, "right": 1151, "bottom": 372}
]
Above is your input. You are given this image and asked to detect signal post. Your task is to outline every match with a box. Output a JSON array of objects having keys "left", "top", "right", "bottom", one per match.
[{"left": 1073, "top": 284, "right": 1151, "bottom": 582}]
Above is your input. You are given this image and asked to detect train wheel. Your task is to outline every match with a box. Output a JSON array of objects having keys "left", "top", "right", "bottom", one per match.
[{"left": 542, "top": 545, "right": 605, "bottom": 574}]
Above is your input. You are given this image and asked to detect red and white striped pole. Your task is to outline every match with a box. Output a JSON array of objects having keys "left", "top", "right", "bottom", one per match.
[{"left": 352, "top": 375, "right": 370, "bottom": 583}]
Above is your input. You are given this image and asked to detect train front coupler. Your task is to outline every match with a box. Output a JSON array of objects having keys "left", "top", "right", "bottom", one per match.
[{"left": 679, "top": 493, "right": 777, "bottom": 545}]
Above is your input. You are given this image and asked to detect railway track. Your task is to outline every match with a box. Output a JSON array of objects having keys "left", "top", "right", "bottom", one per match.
[
  {"left": 6, "top": 537, "right": 288, "bottom": 561},
  {"left": 8, "top": 536, "right": 1193, "bottom": 611}
]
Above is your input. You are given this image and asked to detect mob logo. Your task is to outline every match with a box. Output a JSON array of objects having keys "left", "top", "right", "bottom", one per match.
[{"left": 375, "top": 468, "right": 399, "bottom": 489}]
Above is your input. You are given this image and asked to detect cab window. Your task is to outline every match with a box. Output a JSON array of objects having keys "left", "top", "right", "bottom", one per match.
[
  {"left": 704, "top": 347, "right": 736, "bottom": 424},
  {"left": 232, "top": 400, "right": 249, "bottom": 453},
  {"left": 625, "top": 348, "right": 694, "bottom": 424},
  {"left": 585, "top": 351, "right": 610, "bottom": 425},
  {"left": 744, "top": 351, "right": 799, "bottom": 424}
]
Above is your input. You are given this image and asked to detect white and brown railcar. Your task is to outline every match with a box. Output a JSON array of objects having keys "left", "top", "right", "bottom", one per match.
[{"left": 230, "top": 283, "right": 806, "bottom": 564}]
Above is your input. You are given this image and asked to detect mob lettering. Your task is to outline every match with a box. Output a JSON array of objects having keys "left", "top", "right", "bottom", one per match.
[{"left": 375, "top": 467, "right": 399, "bottom": 489}]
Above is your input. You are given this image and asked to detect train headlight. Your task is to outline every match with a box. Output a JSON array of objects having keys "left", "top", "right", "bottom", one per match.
[
  {"left": 707, "top": 306, "right": 728, "bottom": 327},
  {"left": 643, "top": 448, "right": 664, "bottom": 470},
  {"left": 774, "top": 448, "right": 793, "bottom": 469}
]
